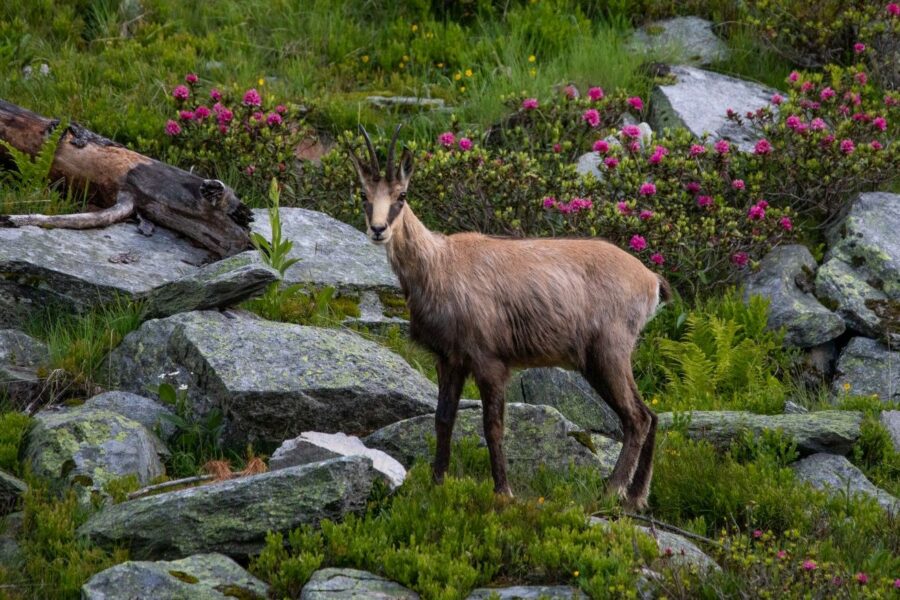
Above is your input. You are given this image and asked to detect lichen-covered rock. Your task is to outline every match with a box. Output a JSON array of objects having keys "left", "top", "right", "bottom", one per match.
[
  {"left": 140, "top": 252, "right": 278, "bottom": 320},
  {"left": 650, "top": 66, "right": 778, "bottom": 152},
  {"left": 832, "top": 338, "right": 899, "bottom": 403},
  {"left": 251, "top": 207, "right": 400, "bottom": 292},
  {"left": 82, "top": 391, "right": 177, "bottom": 441},
  {"left": 792, "top": 453, "right": 898, "bottom": 512},
  {"left": 79, "top": 456, "right": 376, "bottom": 559},
  {"left": 0, "top": 221, "right": 210, "bottom": 327},
  {"left": 105, "top": 311, "right": 437, "bottom": 446},
  {"left": 657, "top": 410, "right": 862, "bottom": 455},
  {"left": 82, "top": 553, "right": 269, "bottom": 600},
  {"left": 744, "top": 245, "right": 844, "bottom": 347},
  {"left": 271, "top": 431, "right": 407, "bottom": 489},
  {"left": 342, "top": 290, "right": 409, "bottom": 335},
  {"left": 0, "top": 329, "right": 48, "bottom": 409},
  {"left": 0, "top": 512, "right": 23, "bottom": 568},
  {"left": 466, "top": 586, "right": 586, "bottom": 599},
  {"left": 24, "top": 406, "right": 166, "bottom": 499},
  {"left": 589, "top": 517, "right": 719, "bottom": 573},
  {"left": 365, "top": 404, "right": 621, "bottom": 478},
  {"left": 629, "top": 17, "right": 729, "bottom": 66},
  {"left": 506, "top": 368, "right": 622, "bottom": 439},
  {"left": 0, "top": 470, "right": 26, "bottom": 516},
  {"left": 301, "top": 568, "right": 419, "bottom": 599},
  {"left": 882, "top": 410, "right": 900, "bottom": 453},
  {"left": 816, "top": 192, "right": 900, "bottom": 343}
]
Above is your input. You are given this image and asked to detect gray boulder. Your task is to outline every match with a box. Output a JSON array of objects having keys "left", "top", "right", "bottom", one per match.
[
  {"left": 0, "top": 512, "right": 23, "bottom": 568},
  {"left": 650, "top": 66, "right": 778, "bottom": 152},
  {"left": 658, "top": 410, "right": 862, "bottom": 455},
  {"left": 792, "top": 453, "right": 898, "bottom": 512},
  {"left": 629, "top": 17, "right": 729, "bottom": 66},
  {"left": 82, "top": 391, "right": 177, "bottom": 441},
  {"left": 0, "top": 471, "right": 26, "bottom": 516},
  {"left": 24, "top": 406, "right": 166, "bottom": 500},
  {"left": 832, "top": 337, "right": 899, "bottom": 403},
  {"left": 744, "top": 245, "right": 844, "bottom": 347},
  {"left": 816, "top": 192, "right": 900, "bottom": 343},
  {"left": 0, "top": 329, "right": 48, "bottom": 410},
  {"left": 251, "top": 207, "right": 400, "bottom": 293},
  {"left": 0, "top": 220, "right": 278, "bottom": 325},
  {"left": 301, "top": 568, "right": 419, "bottom": 599},
  {"left": 365, "top": 403, "right": 621, "bottom": 478},
  {"left": 882, "top": 410, "right": 900, "bottom": 453},
  {"left": 589, "top": 517, "right": 719, "bottom": 573},
  {"left": 366, "top": 96, "right": 446, "bottom": 111},
  {"left": 105, "top": 311, "right": 437, "bottom": 447},
  {"left": 271, "top": 431, "right": 407, "bottom": 489},
  {"left": 506, "top": 368, "right": 622, "bottom": 439},
  {"left": 82, "top": 553, "right": 269, "bottom": 600},
  {"left": 467, "top": 586, "right": 586, "bottom": 599},
  {"left": 79, "top": 456, "right": 376, "bottom": 560}
]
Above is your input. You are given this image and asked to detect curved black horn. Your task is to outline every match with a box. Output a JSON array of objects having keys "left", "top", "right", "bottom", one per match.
[
  {"left": 385, "top": 124, "right": 403, "bottom": 180},
  {"left": 359, "top": 125, "right": 380, "bottom": 174}
]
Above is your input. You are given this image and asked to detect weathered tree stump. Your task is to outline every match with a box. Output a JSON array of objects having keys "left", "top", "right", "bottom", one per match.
[{"left": 0, "top": 99, "right": 252, "bottom": 258}]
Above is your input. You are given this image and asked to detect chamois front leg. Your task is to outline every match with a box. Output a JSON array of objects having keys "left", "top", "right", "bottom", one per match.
[
  {"left": 433, "top": 359, "right": 468, "bottom": 484},
  {"left": 473, "top": 361, "right": 513, "bottom": 496}
]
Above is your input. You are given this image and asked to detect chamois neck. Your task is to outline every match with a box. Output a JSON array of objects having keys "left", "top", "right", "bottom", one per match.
[{"left": 385, "top": 206, "right": 443, "bottom": 293}]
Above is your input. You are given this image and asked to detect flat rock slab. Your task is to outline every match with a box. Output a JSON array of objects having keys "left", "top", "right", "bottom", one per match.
[
  {"left": 0, "top": 329, "right": 48, "bottom": 409},
  {"left": 817, "top": 192, "right": 900, "bottom": 343},
  {"left": 106, "top": 311, "right": 437, "bottom": 447},
  {"left": 251, "top": 207, "right": 400, "bottom": 292},
  {"left": 882, "top": 411, "right": 900, "bottom": 453},
  {"left": 0, "top": 221, "right": 277, "bottom": 324},
  {"left": 25, "top": 406, "right": 166, "bottom": 499},
  {"left": 271, "top": 431, "right": 406, "bottom": 489},
  {"left": 82, "top": 391, "right": 177, "bottom": 441},
  {"left": 589, "top": 517, "right": 719, "bottom": 573},
  {"left": 832, "top": 337, "right": 899, "bottom": 403},
  {"left": 506, "top": 368, "right": 622, "bottom": 439},
  {"left": 365, "top": 403, "right": 621, "bottom": 478},
  {"left": 744, "top": 245, "right": 844, "bottom": 348},
  {"left": 650, "top": 66, "right": 778, "bottom": 152},
  {"left": 82, "top": 553, "right": 269, "bottom": 600},
  {"left": 658, "top": 410, "right": 862, "bottom": 456},
  {"left": 792, "top": 453, "right": 898, "bottom": 512},
  {"left": 629, "top": 17, "right": 728, "bottom": 66},
  {"left": 79, "top": 456, "right": 376, "bottom": 560},
  {"left": 301, "top": 568, "right": 420, "bottom": 599},
  {"left": 467, "top": 586, "right": 586, "bottom": 599}
]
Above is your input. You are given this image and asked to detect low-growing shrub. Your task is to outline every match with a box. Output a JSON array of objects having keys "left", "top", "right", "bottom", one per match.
[{"left": 0, "top": 411, "right": 31, "bottom": 476}]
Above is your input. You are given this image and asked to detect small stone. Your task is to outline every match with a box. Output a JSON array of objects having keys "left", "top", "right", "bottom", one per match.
[
  {"left": 467, "top": 585, "right": 587, "bottom": 599},
  {"left": 881, "top": 411, "right": 900, "bottom": 453},
  {"left": 0, "top": 330, "right": 48, "bottom": 410},
  {"left": 792, "top": 453, "right": 898, "bottom": 512},
  {"left": 629, "top": 17, "right": 729, "bottom": 66},
  {"left": 301, "top": 568, "right": 419, "bottom": 599},
  {"left": 783, "top": 401, "right": 809, "bottom": 414}
]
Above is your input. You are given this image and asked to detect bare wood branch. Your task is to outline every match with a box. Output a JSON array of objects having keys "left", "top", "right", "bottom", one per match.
[
  {"left": 126, "top": 474, "right": 215, "bottom": 500},
  {"left": 1, "top": 190, "right": 134, "bottom": 229}
]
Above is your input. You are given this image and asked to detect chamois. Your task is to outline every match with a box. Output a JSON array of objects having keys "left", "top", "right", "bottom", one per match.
[{"left": 348, "top": 125, "right": 671, "bottom": 509}]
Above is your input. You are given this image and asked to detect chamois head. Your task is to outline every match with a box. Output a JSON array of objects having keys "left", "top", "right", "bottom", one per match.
[{"left": 347, "top": 125, "right": 414, "bottom": 244}]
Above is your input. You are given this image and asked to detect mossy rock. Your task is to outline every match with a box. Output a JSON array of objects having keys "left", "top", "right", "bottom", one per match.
[
  {"left": 82, "top": 553, "right": 269, "bottom": 600},
  {"left": 301, "top": 568, "right": 419, "bottom": 599},
  {"left": 832, "top": 337, "right": 899, "bottom": 403}
]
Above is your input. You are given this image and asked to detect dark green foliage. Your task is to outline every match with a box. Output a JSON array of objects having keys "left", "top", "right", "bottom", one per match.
[
  {"left": 155, "top": 382, "right": 226, "bottom": 478},
  {"left": 0, "top": 411, "right": 31, "bottom": 476}
]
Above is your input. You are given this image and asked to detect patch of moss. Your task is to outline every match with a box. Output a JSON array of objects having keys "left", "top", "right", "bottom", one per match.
[
  {"left": 378, "top": 291, "right": 410, "bottom": 319},
  {"left": 168, "top": 570, "right": 200, "bottom": 584}
]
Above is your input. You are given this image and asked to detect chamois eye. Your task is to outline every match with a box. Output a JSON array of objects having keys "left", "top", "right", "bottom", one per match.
[{"left": 397, "top": 192, "right": 407, "bottom": 203}]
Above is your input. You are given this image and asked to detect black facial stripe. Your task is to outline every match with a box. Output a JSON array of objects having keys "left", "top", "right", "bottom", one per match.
[{"left": 387, "top": 201, "right": 404, "bottom": 225}]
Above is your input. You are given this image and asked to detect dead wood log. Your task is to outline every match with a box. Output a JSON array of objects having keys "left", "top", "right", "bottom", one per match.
[{"left": 0, "top": 99, "right": 253, "bottom": 258}]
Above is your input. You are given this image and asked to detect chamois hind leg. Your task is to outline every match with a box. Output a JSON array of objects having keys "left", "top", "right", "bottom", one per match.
[
  {"left": 433, "top": 358, "right": 469, "bottom": 484},
  {"left": 472, "top": 360, "right": 513, "bottom": 496},
  {"left": 624, "top": 377, "right": 657, "bottom": 511},
  {"left": 582, "top": 349, "right": 652, "bottom": 503}
]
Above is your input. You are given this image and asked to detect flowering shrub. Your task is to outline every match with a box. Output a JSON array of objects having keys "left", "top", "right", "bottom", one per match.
[
  {"left": 153, "top": 74, "right": 312, "bottom": 198},
  {"left": 745, "top": 0, "right": 900, "bottom": 86}
]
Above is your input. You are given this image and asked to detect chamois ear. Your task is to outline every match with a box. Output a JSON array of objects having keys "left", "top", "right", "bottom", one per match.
[{"left": 398, "top": 148, "right": 414, "bottom": 183}]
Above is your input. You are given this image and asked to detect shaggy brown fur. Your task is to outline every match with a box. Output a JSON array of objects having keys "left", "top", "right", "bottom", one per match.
[{"left": 349, "top": 126, "right": 669, "bottom": 509}]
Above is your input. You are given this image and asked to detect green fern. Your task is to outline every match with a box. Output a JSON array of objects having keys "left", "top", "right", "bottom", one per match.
[{"left": 0, "top": 119, "right": 66, "bottom": 191}]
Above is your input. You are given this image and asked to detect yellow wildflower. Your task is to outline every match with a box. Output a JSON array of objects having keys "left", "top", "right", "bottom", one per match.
[
  {"left": 361, "top": 55, "right": 370, "bottom": 63},
  {"left": 258, "top": 78, "right": 265, "bottom": 86},
  {"left": 842, "top": 382, "right": 851, "bottom": 392},
  {"left": 538, "top": 496, "right": 544, "bottom": 504},
  {"left": 573, "top": 570, "right": 580, "bottom": 577},
  {"left": 437, "top": 62, "right": 444, "bottom": 68},
  {"left": 528, "top": 54, "right": 536, "bottom": 63},
  {"left": 465, "top": 68, "right": 473, "bottom": 77},
  {"left": 403, "top": 55, "right": 410, "bottom": 62},
  {"left": 529, "top": 67, "right": 537, "bottom": 77},
  {"left": 411, "top": 24, "right": 418, "bottom": 32},
  {"left": 459, "top": 86, "right": 466, "bottom": 92},
  {"left": 454, "top": 72, "right": 462, "bottom": 81}
]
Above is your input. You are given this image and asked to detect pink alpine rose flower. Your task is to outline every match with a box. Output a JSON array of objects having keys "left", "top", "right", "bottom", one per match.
[
  {"left": 604, "top": 156, "right": 619, "bottom": 169},
  {"left": 650, "top": 253, "right": 664, "bottom": 265},
  {"left": 871, "top": 140, "right": 883, "bottom": 150},
  {"left": 732, "top": 179, "right": 745, "bottom": 190},
  {"left": 639, "top": 182, "right": 656, "bottom": 196},
  {"left": 840, "top": 139, "right": 855, "bottom": 154},
  {"left": 748, "top": 203, "right": 766, "bottom": 220},
  {"left": 216, "top": 108, "right": 234, "bottom": 124},
  {"left": 164, "top": 120, "right": 181, "bottom": 136},
  {"left": 627, "top": 96, "right": 643, "bottom": 111},
  {"left": 771, "top": 93, "right": 784, "bottom": 105},
  {"left": 810, "top": 118, "right": 827, "bottom": 131},
  {"left": 210, "top": 88, "right": 222, "bottom": 101},
  {"left": 855, "top": 573, "right": 868, "bottom": 585},
  {"left": 639, "top": 210, "right": 653, "bottom": 220},
  {"left": 854, "top": 43, "right": 866, "bottom": 54},
  {"left": 754, "top": 139, "right": 773, "bottom": 154},
  {"left": 252, "top": 111, "right": 264, "bottom": 122},
  {"left": 275, "top": 104, "right": 287, "bottom": 114},
  {"left": 889, "top": 2, "right": 900, "bottom": 16},
  {"left": 802, "top": 560, "right": 817, "bottom": 571},
  {"left": 685, "top": 181, "right": 701, "bottom": 193},
  {"left": 873, "top": 116, "right": 887, "bottom": 131},
  {"left": 629, "top": 235, "right": 647, "bottom": 251},
  {"left": 780, "top": 216, "right": 793, "bottom": 230},
  {"left": 522, "top": 98, "right": 539, "bottom": 110},
  {"left": 714, "top": 140, "right": 730, "bottom": 154},
  {"left": 855, "top": 72, "right": 868, "bottom": 85},
  {"left": 185, "top": 73, "right": 198, "bottom": 84},
  {"left": 588, "top": 86, "right": 604, "bottom": 101},
  {"left": 621, "top": 124, "right": 642, "bottom": 139},
  {"left": 582, "top": 109, "right": 601, "bottom": 127},
  {"left": 458, "top": 137, "right": 473, "bottom": 151},
  {"left": 438, "top": 132, "right": 456, "bottom": 147},
  {"left": 243, "top": 88, "right": 262, "bottom": 106},
  {"left": 542, "top": 196, "right": 556, "bottom": 209},
  {"left": 731, "top": 252, "right": 749, "bottom": 267},
  {"left": 552, "top": 143, "right": 561, "bottom": 153},
  {"left": 788, "top": 71, "right": 800, "bottom": 82},
  {"left": 696, "top": 195, "right": 713, "bottom": 207},
  {"left": 193, "top": 105, "right": 211, "bottom": 120},
  {"left": 266, "top": 112, "right": 283, "bottom": 126},
  {"left": 617, "top": 201, "right": 631, "bottom": 215},
  {"left": 178, "top": 110, "right": 194, "bottom": 121},
  {"left": 172, "top": 85, "right": 190, "bottom": 101},
  {"left": 593, "top": 140, "right": 610, "bottom": 153},
  {"left": 690, "top": 144, "right": 706, "bottom": 156}
]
